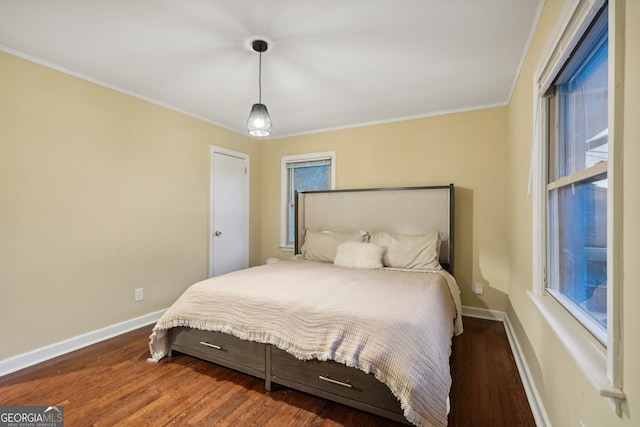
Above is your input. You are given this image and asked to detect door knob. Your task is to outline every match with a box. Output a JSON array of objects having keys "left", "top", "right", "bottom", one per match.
[{"left": 214, "top": 231, "right": 222, "bottom": 237}]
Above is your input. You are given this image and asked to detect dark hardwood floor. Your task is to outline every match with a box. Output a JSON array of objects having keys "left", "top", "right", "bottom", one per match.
[
  {"left": 0, "top": 317, "right": 535, "bottom": 426},
  {"left": 448, "top": 317, "right": 535, "bottom": 427}
]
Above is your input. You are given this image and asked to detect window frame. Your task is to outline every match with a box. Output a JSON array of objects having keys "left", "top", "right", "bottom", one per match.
[
  {"left": 279, "top": 151, "right": 336, "bottom": 251},
  {"left": 545, "top": 12, "right": 609, "bottom": 344},
  {"left": 530, "top": 0, "right": 625, "bottom": 414}
]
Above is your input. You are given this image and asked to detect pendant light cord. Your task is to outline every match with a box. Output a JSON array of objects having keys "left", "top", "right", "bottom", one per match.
[{"left": 258, "top": 52, "right": 262, "bottom": 104}]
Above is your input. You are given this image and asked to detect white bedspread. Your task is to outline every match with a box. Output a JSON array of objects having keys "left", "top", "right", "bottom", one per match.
[{"left": 149, "top": 260, "right": 462, "bottom": 427}]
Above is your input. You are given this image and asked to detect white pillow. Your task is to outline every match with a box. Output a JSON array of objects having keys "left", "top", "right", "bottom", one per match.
[
  {"left": 370, "top": 231, "right": 441, "bottom": 270},
  {"left": 301, "top": 230, "right": 365, "bottom": 263},
  {"left": 334, "top": 241, "right": 384, "bottom": 269}
]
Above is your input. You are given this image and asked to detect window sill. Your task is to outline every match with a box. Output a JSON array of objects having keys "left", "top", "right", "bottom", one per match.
[
  {"left": 279, "top": 246, "right": 294, "bottom": 252},
  {"left": 527, "top": 291, "right": 625, "bottom": 415}
]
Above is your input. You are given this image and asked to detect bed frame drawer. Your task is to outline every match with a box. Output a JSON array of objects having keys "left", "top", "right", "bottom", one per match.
[
  {"left": 170, "top": 327, "right": 266, "bottom": 379},
  {"left": 269, "top": 347, "right": 404, "bottom": 419}
]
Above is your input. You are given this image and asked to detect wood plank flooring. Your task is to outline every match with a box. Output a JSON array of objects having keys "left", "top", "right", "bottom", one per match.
[
  {"left": 448, "top": 317, "right": 535, "bottom": 427},
  {"left": 0, "top": 317, "right": 535, "bottom": 426}
]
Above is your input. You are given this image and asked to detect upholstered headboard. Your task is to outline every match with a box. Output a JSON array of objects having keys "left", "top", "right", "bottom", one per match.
[{"left": 295, "top": 185, "right": 454, "bottom": 273}]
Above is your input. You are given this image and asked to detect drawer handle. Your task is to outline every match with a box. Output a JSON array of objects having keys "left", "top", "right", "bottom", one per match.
[
  {"left": 199, "top": 341, "right": 222, "bottom": 350},
  {"left": 318, "top": 375, "right": 352, "bottom": 388}
]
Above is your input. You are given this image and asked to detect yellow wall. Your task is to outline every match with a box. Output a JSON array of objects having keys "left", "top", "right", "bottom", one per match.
[
  {"left": 260, "top": 108, "right": 510, "bottom": 312},
  {"left": 0, "top": 52, "right": 261, "bottom": 359},
  {"left": 506, "top": 1, "right": 639, "bottom": 426}
]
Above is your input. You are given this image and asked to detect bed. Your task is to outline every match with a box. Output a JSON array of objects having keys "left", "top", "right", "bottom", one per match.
[{"left": 149, "top": 185, "right": 462, "bottom": 427}]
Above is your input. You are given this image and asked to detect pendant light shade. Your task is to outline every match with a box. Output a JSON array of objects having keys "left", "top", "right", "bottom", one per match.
[
  {"left": 247, "top": 39, "right": 272, "bottom": 137},
  {"left": 247, "top": 103, "right": 272, "bottom": 137}
]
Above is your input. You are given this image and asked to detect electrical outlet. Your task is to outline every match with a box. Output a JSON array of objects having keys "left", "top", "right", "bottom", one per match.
[
  {"left": 134, "top": 287, "right": 144, "bottom": 302},
  {"left": 473, "top": 282, "right": 484, "bottom": 295}
]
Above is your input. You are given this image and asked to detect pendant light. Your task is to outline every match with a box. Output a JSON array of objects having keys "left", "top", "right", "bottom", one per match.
[{"left": 246, "top": 39, "right": 272, "bottom": 137}]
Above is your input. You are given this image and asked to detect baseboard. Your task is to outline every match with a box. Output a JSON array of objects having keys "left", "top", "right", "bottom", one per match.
[
  {"left": 461, "top": 305, "right": 505, "bottom": 321},
  {"left": 0, "top": 309, "right": 166, "bottom": 377},
  {"left": 461, "top": 306, "right": 550, "bottom": 427},
  {"left": 502, "top": 313, "right": 552, "bottom": 427}
]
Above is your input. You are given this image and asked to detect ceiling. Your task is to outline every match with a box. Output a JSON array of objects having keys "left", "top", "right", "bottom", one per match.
[{"left": 0, "top": 0, "right": 541, "bottom": 138}]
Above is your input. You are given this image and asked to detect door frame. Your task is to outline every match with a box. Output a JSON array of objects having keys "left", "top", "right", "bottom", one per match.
[{"left": 209, "top": 145, "right": 250, "bottom": 277}]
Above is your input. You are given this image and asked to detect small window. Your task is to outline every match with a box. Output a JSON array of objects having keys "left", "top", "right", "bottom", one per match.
[
  {"left": 280, "top": 152, "right": 335, "bottom": 249},
  {"left": 546, "top": 5, "right": 608, "bottom": 343}
]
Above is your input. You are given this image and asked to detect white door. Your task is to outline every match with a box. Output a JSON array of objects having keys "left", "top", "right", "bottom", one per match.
[{"left": 210, "top": 147, "right": 249, "bottom": 277}]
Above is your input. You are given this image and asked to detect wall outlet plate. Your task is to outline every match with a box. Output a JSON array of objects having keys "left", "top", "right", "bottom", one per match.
[
  {"left": 134, "top": 287, "right": 144, "bottom": 302},
  {"left": 473, "top": 282, "right": 484, "bottom": 295}
]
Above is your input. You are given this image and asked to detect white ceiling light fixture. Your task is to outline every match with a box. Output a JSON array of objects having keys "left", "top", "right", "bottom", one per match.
[{"left": 246, "top": 39, "right": 272, "bottom": 137}]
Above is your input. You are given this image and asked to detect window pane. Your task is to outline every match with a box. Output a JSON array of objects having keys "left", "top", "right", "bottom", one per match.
[
  {"left": 548, "top": 178, "right": 607, "bottom": 330},
  {"left": 556, "top": 33, "right": 608, "bottom": 178},
  {"left": 288, "top": 164, "right": 330, "bottom": 243},
  {"left": 293, "top": 165, "right": 329, "bottom": 193},
  {"left": 288, "top": 204, "right": 295, "bottom": 244}
]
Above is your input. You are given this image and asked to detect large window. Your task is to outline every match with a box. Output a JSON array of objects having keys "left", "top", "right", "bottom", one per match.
[
  {"left": 533, "top": 0, "right": 625, "bottom": 411},
  {"left": 546, "top": 6, "right": 609, "bottom": 343},
  {"left": 280, "top": 152, "right": 335, "bottom": 249}
]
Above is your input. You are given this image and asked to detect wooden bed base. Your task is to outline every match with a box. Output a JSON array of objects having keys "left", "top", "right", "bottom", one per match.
[{"left": 169, "top": 327, "right": 410, "bottom": 425}]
